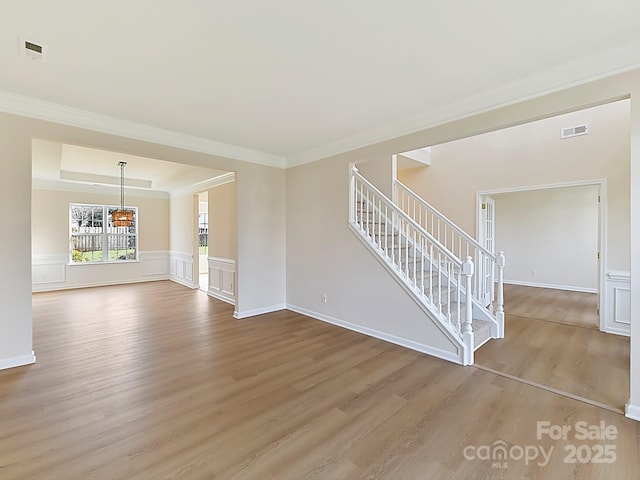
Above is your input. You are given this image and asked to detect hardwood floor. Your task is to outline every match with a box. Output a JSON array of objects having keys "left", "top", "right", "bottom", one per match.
[
  {"left": 476, "top": 284, "right": 630, "bottom": 410},
  {"left": 501, "top": 283, "right": 599, "bottom": 329},
  {"left": 1, "top": 281, "right": 638, "bottom": 479}
]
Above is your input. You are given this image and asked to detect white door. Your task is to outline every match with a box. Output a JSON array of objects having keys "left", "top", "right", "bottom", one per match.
[{"left": 479, "top": 196, "right": 496, "bottom": 307}]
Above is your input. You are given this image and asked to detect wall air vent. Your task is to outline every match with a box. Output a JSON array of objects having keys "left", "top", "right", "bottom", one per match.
[
  {"left": 561, "top": 124, "right": 589, "bottom": 139},
  {"left": 19, "top": 36, "right": 48, "bottom": 62}
]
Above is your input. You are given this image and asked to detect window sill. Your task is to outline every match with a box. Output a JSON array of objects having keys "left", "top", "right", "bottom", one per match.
[{"left": 68, "top": 260, "right": 140, "bottom": 266}]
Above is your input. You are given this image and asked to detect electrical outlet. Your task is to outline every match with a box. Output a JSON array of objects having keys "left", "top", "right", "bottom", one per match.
[
  {"left": 321, "top": 294, "right": 328, "bottom": 303},
  {"left": 531, "top": 268, "right": 537, "bottom": 276}
]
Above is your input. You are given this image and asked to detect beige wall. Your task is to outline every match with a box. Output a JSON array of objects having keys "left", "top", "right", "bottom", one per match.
[
  {"left": 494, "top": 186, "right": 599, "bottom": 291},
  {"left": 170, "top": 193, "right": 197, "bottom": 256},
  {"left": 355, "top": 155, "right": 394, "bottom": 198},
  {"left": 398, "top": 99, "right": 630, "bottom": 271},
  {"left": 286, "top": 158, "right": 457, "bottom": 355},
  {"left": 32, "top": 188, "right": 169, "bottom": 255},
  {"left": 208, "top": 181, "right": 236, "bottom": 260}
]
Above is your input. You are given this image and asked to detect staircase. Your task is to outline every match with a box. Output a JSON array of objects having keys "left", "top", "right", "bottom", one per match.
[{"left": 348, "top": 165, "right": 505, "bottom": 365}]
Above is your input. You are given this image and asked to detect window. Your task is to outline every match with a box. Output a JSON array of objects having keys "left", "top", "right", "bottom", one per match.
[
  {"left": 69, "top": 204, "right": 138, "bottom": 263},
  {"left": 198, "top": 212, "right": 208, "bottom": 256}
]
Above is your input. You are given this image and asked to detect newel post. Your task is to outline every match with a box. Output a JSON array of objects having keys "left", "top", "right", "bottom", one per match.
[
  {"left": 496, "top": 251, "right": 506, "bottom": 338},
  {"left": 462, "top": 256, "right": 474, "bottom": 365},
  {"left": 349, "top": 165, "right": 358, "bottom": 223}
]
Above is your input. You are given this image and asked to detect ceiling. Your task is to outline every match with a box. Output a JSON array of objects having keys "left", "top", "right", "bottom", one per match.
[
  {"left": 32, "top": 139, "right": 228, "bottom": 195},
  {"left": 2, "top": 2, "right": 640, "bottom": 167}
]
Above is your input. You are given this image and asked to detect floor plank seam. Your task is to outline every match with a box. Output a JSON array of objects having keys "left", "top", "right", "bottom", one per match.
[
  {"left": 506, "top": 313, "right": 599, "bottom": 331},
  {"left": 473, "top": 363, "right": 624, "bottom": 415}
]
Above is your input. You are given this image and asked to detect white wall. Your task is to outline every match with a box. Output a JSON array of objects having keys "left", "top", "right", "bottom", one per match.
[{"left": 493, "top": 186, "right": 599, "bottom": 292}]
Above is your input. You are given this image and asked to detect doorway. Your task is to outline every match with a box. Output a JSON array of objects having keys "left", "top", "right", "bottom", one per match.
[
  {"left": 478, "top": 182, "right": 603, "bottom": 329},
  {"left": 198, "top": 192, "right": 209, "bottom": 292}
]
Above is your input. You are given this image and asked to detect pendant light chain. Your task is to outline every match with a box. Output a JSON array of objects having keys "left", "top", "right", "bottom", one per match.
[
  {"left": 119, "top": 161, "right": 126, "bottom": 211},
  {"left": 112, "top": 161, "right": 134, "bottom": 227}
]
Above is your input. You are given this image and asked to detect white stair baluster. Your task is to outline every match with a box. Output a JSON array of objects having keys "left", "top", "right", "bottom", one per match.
[
  {"left": 412, "top": 229, "right": 417, "bottom": 288},
  {"left": 496, "top": 251, "right": 506, "bottom": 338},
  {"left": 429, "top": 243, "right": 434, "bottom": 302},
  {"left": 349, "top": 172, "right": 499, "bottom": 366},
  {"left": 462, "top": 256, "right": 474, "bottom": 366},
  {"left": 406, "top": 222, "right": 410, "bottom": 278},
  {"left": 420, "top": 236, "right": 425, "bottom": 297}
]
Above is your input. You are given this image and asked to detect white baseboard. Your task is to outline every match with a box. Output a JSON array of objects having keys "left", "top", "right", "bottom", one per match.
[
  {"left": 233, "top": 304, "right": 286, "bottom": 319},
  {"left": 602, "top": 326, "right": 630, "bottom": 337},
  {"left": 170, "top": 277, "right": 199, "bottom": 289},
  {"left": 207, "top": 289, "right": 236, "bottom": 306},
  {"left": 286, "top": 304, "right": 461, "bottom": 364},
  {"left": 0, "top": 351, "right": 36, "bottom": 371},
  {"left": 503, "top": 279, "right": 597, "bottom": 294},
  {"left": 625, "top": 402, "right": 640, "bottom": 422},
  {"left": 33, "top": 275, "right": 170, "bottom": 292}
]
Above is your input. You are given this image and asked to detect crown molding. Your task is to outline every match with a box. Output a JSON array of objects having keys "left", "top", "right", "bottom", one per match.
[
  {"left": 0, "top": 91, "right": 286, "bottom": 169},
  {"left": 170, "top": 172, "right": 235, "bottom": 197},
  {"left": 286, "top": 39, "right": 640, "bottom": 168},
  {"left": 32, "top": 178, "right": 170, "bottom": 199},
  {"left": 59, "top": 170, "right": 152, "bottom": 188},
  {"left": 3, "top": 37, "right": 639, "bottom": 171}
]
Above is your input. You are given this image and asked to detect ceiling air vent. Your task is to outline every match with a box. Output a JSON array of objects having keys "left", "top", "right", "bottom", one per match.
[
  {"left": 561, "top": 124, "right": 588, "bottom": 139},
  {"left": 19, "top": 36, "right": 48, "bottom": 62}
]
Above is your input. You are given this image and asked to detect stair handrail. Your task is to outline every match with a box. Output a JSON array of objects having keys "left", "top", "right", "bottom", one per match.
[
  {"left": 352, "top": 167, "right": 462, "bottom": 268},
  {"left": 393, "top": 179, "right": 495, "bottom": 260},
  {"left": 351, "top": 166, "right": 473, "bottom": 349},
  {"left": 393, "top": 176, "right": 505, "bottom": 340}
]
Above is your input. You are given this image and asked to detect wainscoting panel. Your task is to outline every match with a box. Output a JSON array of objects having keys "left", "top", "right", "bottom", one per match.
[
  {"left": 142, "top": 251, "right": 170, "bottom": 277},
  {"left": 604, "top": 271, "right": 630, "bottom": 336},
  {"left": 32, "top": 254, "right": 67, "bottom": 286},
  {"left": 169, "top": 251, "right": 197, "bottom": 288},
  {"left": 208, "top": 257, "right": 235, "bottom": 305},
  {"left": 32, "top": 251, "right": 170, "bottom": 292}
]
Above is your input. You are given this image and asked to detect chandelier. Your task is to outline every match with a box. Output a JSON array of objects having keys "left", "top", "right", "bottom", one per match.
[{"left": 112, "top": 161, "right": 134, "bottom": 227}]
